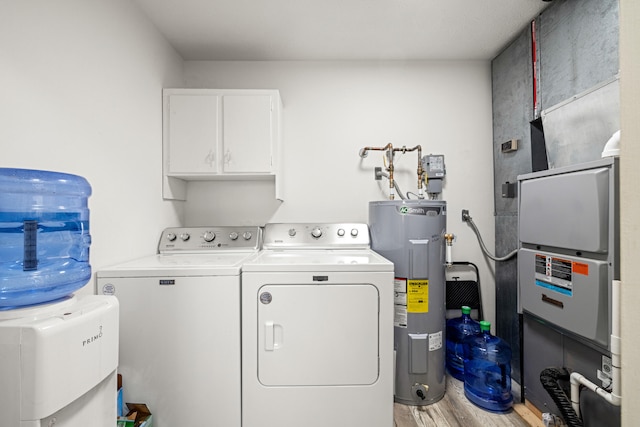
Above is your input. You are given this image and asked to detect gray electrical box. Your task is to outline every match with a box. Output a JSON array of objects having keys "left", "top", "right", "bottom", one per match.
[
  {"left": 518, "top": 157, "right": 618, "bottom": 350},
  {"left": 422, "top": 155, "right": 445, "bottom": 195}
]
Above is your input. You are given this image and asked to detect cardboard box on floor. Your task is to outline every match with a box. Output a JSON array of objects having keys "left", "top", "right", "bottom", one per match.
[{"left": 117, "top": 403, "right": 152, "bottom": 427}]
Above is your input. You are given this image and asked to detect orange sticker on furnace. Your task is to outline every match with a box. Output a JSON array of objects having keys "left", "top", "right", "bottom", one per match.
[{"left": 573, "top": 262, "right": 589, "bottom": 276}]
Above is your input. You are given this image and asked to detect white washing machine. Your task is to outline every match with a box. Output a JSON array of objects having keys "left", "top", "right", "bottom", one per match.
[
  {"left": 95, "top": 226, "right": 261, "bottom": 427},
  {"left": 241, "top": 223, "right": 394, "bottom": 427},
  {"left": 0, "top": 295, "right": 119, "bottom": 427}
]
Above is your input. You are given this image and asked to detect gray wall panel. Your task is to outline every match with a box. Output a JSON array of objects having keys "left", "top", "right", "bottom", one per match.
[
  {"left": 495, "top": 214, "right": 520, "bottom": 383},
  {"left": 491, "top": 25, "right": 532, "bottom": 385},
  {"left": 542, "top": 77, "right": 620, "bottom": 168},
  {"left": 492, "top": 28, "right": 533, "bottom": 215},
  {"left": 539, "top": 0, "right": 619, "bottom": 110}
]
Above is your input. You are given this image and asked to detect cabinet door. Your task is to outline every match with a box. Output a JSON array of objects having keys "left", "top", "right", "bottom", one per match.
[
  {"left": 168, "top": 94, "right": 219, "bottom": 175},
  {"left": 222, "top": 94, "right": 273, "bottom": 173}
]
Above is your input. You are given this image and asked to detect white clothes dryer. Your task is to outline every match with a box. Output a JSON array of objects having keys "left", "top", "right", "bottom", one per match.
[
  {"left": 95, "top": 226, "right": 261, "bottom": 427},
  {"left": 241, "top": 223, "right": 394, "bottom": 427}
]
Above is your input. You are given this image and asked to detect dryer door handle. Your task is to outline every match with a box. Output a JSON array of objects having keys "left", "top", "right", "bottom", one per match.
[{"left": 264, "top": 321, "right": 283, "bottom": 351}]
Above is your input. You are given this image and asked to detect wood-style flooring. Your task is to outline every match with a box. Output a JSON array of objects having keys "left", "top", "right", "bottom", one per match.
[{"left": 394, "top": 375, "right": 542, "bottom": 427}]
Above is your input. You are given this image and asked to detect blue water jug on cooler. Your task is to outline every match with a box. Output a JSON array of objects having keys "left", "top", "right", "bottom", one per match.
[
  {"left": 446, "top": 305, "right": 481, "bottom": 381},
  {"left": 462, "top": 320, "right": 513, "bottom": 412},
  {"left": 0, "top": 168, "right": 92, "bottom": 309}
]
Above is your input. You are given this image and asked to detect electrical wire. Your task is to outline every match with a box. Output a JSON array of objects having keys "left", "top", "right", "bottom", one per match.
[{"left": 462, "top": 210, "right": 518, "bottom": 262}]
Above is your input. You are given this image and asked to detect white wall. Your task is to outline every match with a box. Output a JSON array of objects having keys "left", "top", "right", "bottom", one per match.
[
  {"left": 620, "top": 0, "right": 640, "bottom": 425},
  {"left": 0, "top": 0, "right": 184, "bottom": 294},
  {"left": 0, "top": 3, "right": 500, "bottom": 327},
  {"left": 182, "top": 60, "right": 499, "bottom": 325}
]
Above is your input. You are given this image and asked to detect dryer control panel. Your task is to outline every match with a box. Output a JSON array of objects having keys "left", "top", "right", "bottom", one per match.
[
  {"left": 158, "top": 226, "right": 262, "bottom": 253},
  {"left": 263, "top": 223, "right": 370, "bottom": 249}
]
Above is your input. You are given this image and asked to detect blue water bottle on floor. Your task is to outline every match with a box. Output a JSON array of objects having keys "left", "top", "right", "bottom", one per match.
[
  {"left": 462, "top": 320, "right": 513, "bottom": 412},
  {"left": 446, "top": 305, "right": 480, "bottom": 381}
]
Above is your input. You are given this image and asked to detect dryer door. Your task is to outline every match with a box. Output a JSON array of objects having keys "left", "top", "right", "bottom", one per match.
[{"left": 257, "top": 284, "right": 379, "bottom": 386}]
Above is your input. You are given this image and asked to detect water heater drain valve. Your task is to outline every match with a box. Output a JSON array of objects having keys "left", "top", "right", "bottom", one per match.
[{"left": 412, "top": 383, "right": 429, "bottom": 400}]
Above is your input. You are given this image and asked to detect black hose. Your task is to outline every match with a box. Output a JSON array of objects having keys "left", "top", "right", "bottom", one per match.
[{"left": 539, "top": 367, "right": 583, "bottom": 427}]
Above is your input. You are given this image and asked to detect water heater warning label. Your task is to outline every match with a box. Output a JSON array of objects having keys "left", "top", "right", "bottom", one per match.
[
  {"left": 407, "top": 280, "right": 429, "bottom": 313},
  {"left": 429, "top": 331, "right": 443, "bottom": 351},
  {"left": 534, "top": 254, "right": 573, "bottom": 296},
  {"left": 394, "top": 306, "right": 407, "bottom": 328},
  {"left": 394, "top": 278, "right": 408, "bottom": 328},
  {"left": 394, "top": 278, "right": 430, "bottom": 323}
]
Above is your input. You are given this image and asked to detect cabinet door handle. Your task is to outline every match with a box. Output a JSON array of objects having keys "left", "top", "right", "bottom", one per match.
[{"left": 204, "top": 149, "right": 215, "bottom": 167}]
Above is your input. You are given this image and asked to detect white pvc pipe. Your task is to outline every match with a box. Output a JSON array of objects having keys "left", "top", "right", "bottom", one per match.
[{"left": 570, "top": 279, "right": 622, "bottom": 418}]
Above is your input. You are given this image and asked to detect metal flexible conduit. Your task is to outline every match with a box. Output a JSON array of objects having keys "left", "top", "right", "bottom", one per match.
[
  {"left": 540, "top": 367, "right": 583, "bottom": 427},
  {"left": 462, "top": 210, "right": 517, "bottom": 262}
]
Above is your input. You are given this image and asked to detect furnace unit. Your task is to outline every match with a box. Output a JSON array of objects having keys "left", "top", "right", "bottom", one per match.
[{"left": 518, "top": 157, "right": 620, "bottom": 426}]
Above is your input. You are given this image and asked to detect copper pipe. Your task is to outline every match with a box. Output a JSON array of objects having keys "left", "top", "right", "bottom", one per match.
[
  {"left": 359, "top": 143, "right": 396, "bottom": 199},
  {"left": 359, "top": 144, "right": 424, "bottom": 200},
  {"left": 391, "top": 145, "right": 424, "bottom": 196},
  {"left": 358, "top": 143, "right": 394, "bottom": 159}
]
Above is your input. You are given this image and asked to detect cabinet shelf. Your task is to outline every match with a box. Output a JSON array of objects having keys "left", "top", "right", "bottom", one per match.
[{"left": 166, "top": 173, "right": 276, "bottom": 181}]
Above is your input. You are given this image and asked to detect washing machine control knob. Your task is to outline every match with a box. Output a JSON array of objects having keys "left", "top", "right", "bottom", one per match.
[
  {"left": 203, "top": 231, "right": 216, "bottom": 242},
  {"left": 180, "top": 233, "right": 190, "bottom": 241},
  {"left": 288, "top": 228, "right": 296, "bottom": 237},
  {"left": 311, "top": 227, "right": 323, "bottom": 238},
  {"left": 166, "top": 232, "right": 177, "bottom": 241},
  {"left": 350, "top": 228, "right": 359, "bottom": 237},
  {"left": 337, "top": 228, "right": 345, "bottom": 237},
  {"left": 229, "top": 232, "right": 239, "bottom": 240},
  {"left": 242, "top": 231, "right": 253, "bottom": 240}
]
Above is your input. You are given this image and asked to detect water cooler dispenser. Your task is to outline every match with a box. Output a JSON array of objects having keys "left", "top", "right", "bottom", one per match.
[
  {"left": 0, "top": 168, "right": 119, "bottom": 426},
  {"left": 369, "top": 199, "right": 447, "bottom": 405}
]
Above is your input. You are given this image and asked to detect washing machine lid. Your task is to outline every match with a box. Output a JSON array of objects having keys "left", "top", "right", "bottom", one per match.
[
  {"left": 241, "top": 249, "right": 393, "bottom": 273},
  {"left": 97, "top": 252, "right": 259, "bottom": 277}
]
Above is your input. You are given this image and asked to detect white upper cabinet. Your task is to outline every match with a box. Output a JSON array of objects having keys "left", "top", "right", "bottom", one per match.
[{"left": 163, "top": 89, "right": 282, "bottom": 200}]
